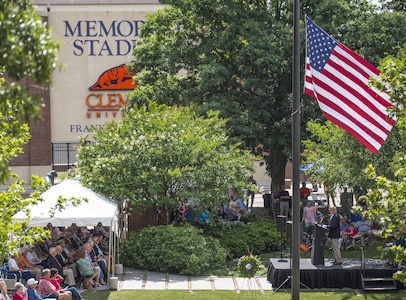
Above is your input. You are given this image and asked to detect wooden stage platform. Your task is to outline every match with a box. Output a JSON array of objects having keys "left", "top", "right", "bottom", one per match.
[{"left": 267, "top": 258, "right": 396, "bottom": 290}]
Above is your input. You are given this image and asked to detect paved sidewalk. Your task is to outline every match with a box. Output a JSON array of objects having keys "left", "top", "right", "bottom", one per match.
[{"left": 118, "top": 268, "right": 273, "bottom": 292}]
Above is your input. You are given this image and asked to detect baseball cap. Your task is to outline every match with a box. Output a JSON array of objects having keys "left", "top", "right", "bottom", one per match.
[{"left": 27, "top": 278, "right": 38, "bottom": 285}]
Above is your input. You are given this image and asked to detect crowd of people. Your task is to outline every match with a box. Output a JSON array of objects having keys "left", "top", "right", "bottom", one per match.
[{"left": 4, "top": 222, "right": 110, "bottom": 300}]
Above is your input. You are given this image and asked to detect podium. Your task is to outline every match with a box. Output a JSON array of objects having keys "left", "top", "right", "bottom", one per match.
[{"left": 311, "top": 224, "right": 328, "bottom": 266}]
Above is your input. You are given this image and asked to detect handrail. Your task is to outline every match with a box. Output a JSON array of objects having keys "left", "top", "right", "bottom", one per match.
[{"left": 360, "top": 246, "right": 365, "bottom": 278}]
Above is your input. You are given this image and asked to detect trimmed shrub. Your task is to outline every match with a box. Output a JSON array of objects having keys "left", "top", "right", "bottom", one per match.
[
  {"left": 120, "top": 223, "right": 227, "bottom": 276},
  {"left": 195, "top": 216, "right": 281, "bottom": 258}
]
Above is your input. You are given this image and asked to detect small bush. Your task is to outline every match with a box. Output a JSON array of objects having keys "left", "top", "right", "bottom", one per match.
[{"left": 120, "top": 223, "right": 227, "bottom": 276}]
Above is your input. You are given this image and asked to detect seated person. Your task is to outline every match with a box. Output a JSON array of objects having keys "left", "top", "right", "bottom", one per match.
[
  {"left": 0, "top": 279, "right": 9, "bottom": 300},
  {"left": 338, "top": 218, "right": 350, "bottom": 249},
  {"left": 55, "top": 244, "right": 77, "bottom": 276},
  {"left": 349, "top": 210, "right": 362, "bottom": 224},
  {"left": 25, "top": 247, "right": 47, "bottom": 268},
  {"left": 198, "top": 210, "right": 210, "bottom": 223},
  {"left": 12, "top": 282, "right": 26, "bottom": 300},
  {"left": 17, "top": 248, "right": 42, "bottom": 281},
  {"left": 49, "top": 268, "right": 83, "bottom": 300},
  {"left": 227, "top": 194, "right": 247, "bottom": 222},
  {"left": 32, "top": 242, "right": 49, "bottom": 261},
  {"left": 38, "top": 269, "right": 71, "bottom": 300},
  {"left": 93, "top": 222, "right": 109, "bottom": 239},
  {"left": 84, "top": 241, "right": 106, "bottom": 285},
  {"left": 47, "top": 247, "right": 76, "bottom": 287},
  {"left": 46, "top": 223, "right": 62, "bottom": 244},
  {"left": 234, "top": 194, "right": 247, "bottom": 214},
  {"left": 90, "top": 237, "right": 108, "bottom": 284},
  {"left": 355, "top": 216, "right": 373, "bottom": 247},
  {"left": 58, "top": 239, "right": 78, "bottom": 262},
  {"left": 184, "top": 198, "right": 200, "bottom": 221},
  {"left": 8, "top": 254, "right": 34, "bottom": 283},
  {"left": 342, "top": 224, "right": 360, "bottom": 248},
  {"left": 315, "top": 207, "right": 324, "bottom": 223},
  {"left": 76, "top": 248, "right": 101, "bottom": 287},
  {"left": 340, "top": 218, "right": 350, "bottom": 232},
  {"left": 26, "top": 278, "right": 42, "bottom": 300},
  {"left": 64, "top": 229, "right": 82, "bottom": 250}
]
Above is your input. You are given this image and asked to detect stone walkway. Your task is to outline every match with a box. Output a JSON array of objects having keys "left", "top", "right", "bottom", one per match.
[{"left": 118, "top": 268, "right": 273, "bottom": 292}]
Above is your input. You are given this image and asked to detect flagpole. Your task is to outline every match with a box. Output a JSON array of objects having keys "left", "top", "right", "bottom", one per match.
[{"left": 291, "top": 0, "right": 301, "bottom": 299}]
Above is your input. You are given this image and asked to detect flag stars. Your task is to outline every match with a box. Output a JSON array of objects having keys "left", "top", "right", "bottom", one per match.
[{"left": 306, "top": 18, "right": 337, "bottom": 72}]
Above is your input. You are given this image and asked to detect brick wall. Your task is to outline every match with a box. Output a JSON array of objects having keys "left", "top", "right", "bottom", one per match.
[
  {"left": 9, "top": 77, "right": 51, "bottom": 167},
  {"left": 9, "top": 16, "right": 52, "bottom": 168},
  {"left": 127, "top": 207, "right": 174, "bottom": 232}
]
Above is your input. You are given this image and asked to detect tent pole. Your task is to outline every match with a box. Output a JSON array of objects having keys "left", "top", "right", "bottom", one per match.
[{"left": 109, "top": 219, "right": 114, "bottom": 278}]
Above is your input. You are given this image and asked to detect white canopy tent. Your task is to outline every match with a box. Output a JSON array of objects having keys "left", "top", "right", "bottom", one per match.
[
  {"left": 13, "top": 179, "right": 120, "bottom": 279},
  {"left": 13, "top": 179, "right": 118, "bottom": 227}
]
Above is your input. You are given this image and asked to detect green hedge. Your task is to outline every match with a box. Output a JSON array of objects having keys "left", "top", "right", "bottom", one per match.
[
  {"left": 195, "top": 215, "right": 281, "bottom": 258},
  {"left": 120, "top": 223, "right": 227, "bottom": 276},
  {"left": 120, "top": 216, "right": 282, "bottom": 275}
]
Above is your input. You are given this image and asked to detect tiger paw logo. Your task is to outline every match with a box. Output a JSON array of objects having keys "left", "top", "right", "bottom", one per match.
[{"left": 89, "top": 64, "right": 137, "bottom": 90}]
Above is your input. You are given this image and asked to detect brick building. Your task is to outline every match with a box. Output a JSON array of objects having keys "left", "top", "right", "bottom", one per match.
[{"left": 10, "top": 0, "right": 163, "bottom": 183}]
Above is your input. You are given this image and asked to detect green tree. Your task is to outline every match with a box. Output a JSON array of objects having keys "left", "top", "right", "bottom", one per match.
[
  {"left": 127, "top": 0, "right": 394, "bottom": 192},
  {"left": 365, "top": 45, "right": 406, "bottom": 283},
  {"left": 0, "top": 0, "right": 59, "bottom": 181},
  {"left": 0, "top": 0, "right": 59, "bottom": 259},
  {"left": 380, "top": 0, "right": 406, "bottom": 12},
  {"left": 77, "top": 103, "right": 256, "bottom": 221},
  {"left": 302, "top": 119, "right": 402, "bottom": 201},
  {"left": 127, "top": 0, "right": 293, "bottom": 190},
  {"left": 301, "top": 2, "right": 406, "bottom": 195}
]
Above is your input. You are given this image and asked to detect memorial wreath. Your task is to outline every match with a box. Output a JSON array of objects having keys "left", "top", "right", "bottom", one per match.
[{"left": 237, "top": 252, "right": 261, "bottom": 278}]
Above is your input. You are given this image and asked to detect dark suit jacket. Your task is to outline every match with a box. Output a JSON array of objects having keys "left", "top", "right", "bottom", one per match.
[
  {"left": 56, "top": 252, "right": 69, "bottom": 267},
  {"left": 47, "top": 255, "right": 63, "bottom": 275},
  {"left": 328, "top": 213, "right": 340, "bottom": 239}
]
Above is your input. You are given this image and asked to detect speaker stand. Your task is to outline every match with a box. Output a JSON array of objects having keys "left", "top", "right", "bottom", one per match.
[{"left": 278, "top": 232, "right": 287, "bottom": 262}]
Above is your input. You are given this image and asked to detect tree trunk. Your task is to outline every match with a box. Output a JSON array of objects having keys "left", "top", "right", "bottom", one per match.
[{"left": 265, "top": 148, "right": 288, "bottom": 193}]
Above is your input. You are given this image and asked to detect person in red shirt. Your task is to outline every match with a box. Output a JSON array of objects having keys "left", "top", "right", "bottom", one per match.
[
  {"left": 49, "top": 268, "right": 83, "bottom": 300},
  {"left": 342, "top": 225, "right": 360, "bottom": 248},
  {"left": 12, "top": 282, "right": 26, "bottom": 300},
  {"left": 299, "top": 182, "right": 311, "bottom": 208},
  {"left": 38, "top": 269, "right": 71, "bottom": 300}
]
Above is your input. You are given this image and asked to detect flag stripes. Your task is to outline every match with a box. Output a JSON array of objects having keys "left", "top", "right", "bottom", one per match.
[{"left": 304, "top": 16, "right": 395, "bottom": 154}]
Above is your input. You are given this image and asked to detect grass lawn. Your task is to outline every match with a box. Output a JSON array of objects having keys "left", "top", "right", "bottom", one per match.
[
  {"left": 78, "top": 239, "right": 405, "bottom": 299},
  {"left": 81, "top": 290, "right": 406, "bottom": 300}
]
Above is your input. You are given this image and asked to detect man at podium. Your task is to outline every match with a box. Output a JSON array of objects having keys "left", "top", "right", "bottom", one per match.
[{"left": 327, "top": 206, "right": 342, "bottom": 265}]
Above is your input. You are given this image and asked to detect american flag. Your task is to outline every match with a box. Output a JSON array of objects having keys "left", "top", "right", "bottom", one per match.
[{"left": 304, "top": 16, "right": 395, "bottom": 154}]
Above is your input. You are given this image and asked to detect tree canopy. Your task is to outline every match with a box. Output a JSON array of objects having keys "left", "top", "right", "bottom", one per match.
[
  {"left": 126, "top": 0, "right": 403, "bottom": 191},
  {"left": 365, "top": 44, "right": 406, "bottom": 283},
  {"left": 0, "top": 0, "right": 59, "bottom": 182},
  {"left": 301, "top": 0, "right": 406, "bottom": 192},
  {"left": 77, "top": 103, "right": 256, "bottom": 219},
  {"left": 0, "top": 0, "right": 59, "bottom": 260}
]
